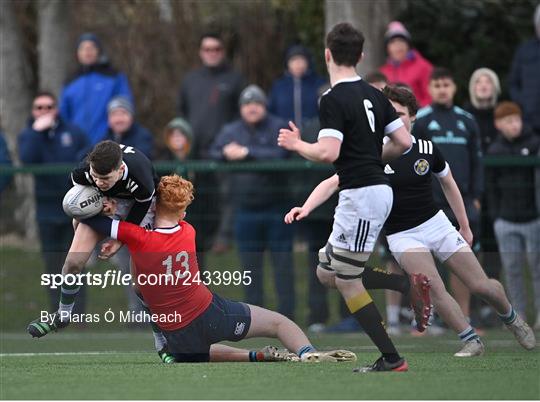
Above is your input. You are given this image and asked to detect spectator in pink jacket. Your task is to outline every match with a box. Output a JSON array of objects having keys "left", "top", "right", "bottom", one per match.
[{"left": 380, "top": 21, "right": 433, "bottom": 107}]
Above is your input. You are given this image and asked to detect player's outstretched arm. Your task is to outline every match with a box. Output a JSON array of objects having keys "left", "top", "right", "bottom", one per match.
[
  {"left": 284, "top": 174, "right": 339, "bottom": 224},
  {"left": 381, "top": 126, "right": 412, "bottom": 162},
  {"left": 437, "top": 169, "right": 473, "bottom": 246},
  {"left": 278, "top": 121, "right": 341, "bottom": 163}
]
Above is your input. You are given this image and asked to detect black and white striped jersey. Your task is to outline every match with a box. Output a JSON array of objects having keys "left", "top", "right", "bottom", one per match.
[
  {"left": 384, "top": 136, "right": 449, "bottom": 235},
  {"left": 71, "top": 144, "right": 159, "bottom": 225},
  {"left": 318, "top": 76, "right": 404, "bottom": 191}
]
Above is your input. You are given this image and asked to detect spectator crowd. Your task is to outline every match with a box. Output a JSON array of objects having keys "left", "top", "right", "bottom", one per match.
[{"left": 1, "top": 9, "right": 540, "bottom": 333}]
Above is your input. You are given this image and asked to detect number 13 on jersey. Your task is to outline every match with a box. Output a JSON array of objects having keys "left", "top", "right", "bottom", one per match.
[{"left": 162, "top": 252, "right": 190, "bottom": 279}]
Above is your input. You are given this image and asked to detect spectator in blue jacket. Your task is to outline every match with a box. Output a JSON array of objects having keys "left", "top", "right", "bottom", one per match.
[
  {"left": 509, "top": 5, "right": 540, "bottom": 136},
  {"left": 268, "top": 45, "right": 326, "bottom": 130},
  {"left": 0, "top": 130, "right": 12, "bottom": 195},
  {"left": 209, "top": 85, "right": 295, "bottom": 319},
  {"left": 60, "top": 33, "right": 133, "bottom": 145},
  {"left": 104, "top": 96, "right": 153, "bottom": 159},
  {"left": 18, "top": 91, "right": 89, "bottom": 313}
]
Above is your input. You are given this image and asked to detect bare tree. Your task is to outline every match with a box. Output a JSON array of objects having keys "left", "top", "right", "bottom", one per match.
[
  {"left": 0, "top": 0, "right": 33, "bottom": 147},
  {"left": 0, "top": 0, "right": 37, "bottom": 243},
  {"left": 325, "top": 0, "right": 396, "bottom": 76},
  {"left": 38, "top": 0, "right": 72, "bottom": 97}
]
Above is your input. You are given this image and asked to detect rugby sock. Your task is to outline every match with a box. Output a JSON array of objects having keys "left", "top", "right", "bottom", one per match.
[
  {"left": 248, "top": 351, "right": 265, "bottom": 362},
  {"left": 150, "top": 323, "right": 167, "bottom": 351},
  {"left": 362, "top": 267, "right": 409, "bottom": 294},
  {"left": 458, "top": 326, "right": 480, "bottom": 343},
  {"left": 386, "top": 305, "right": 400, "bottom": 327},
  {"left": 58, "top": 284, "right": 80, "bottom": 321},
  {"left": 347, "top": 292, "right": 401, "bottom": 363},
  {"left": 135, "top": 292, "right": 167, "bottom": 351},
  {"left": 297, "top": 345, "right": 316, "bottom": 358},
  {"left": 498, "top": 306, "right": 517, "bottom": 324}
]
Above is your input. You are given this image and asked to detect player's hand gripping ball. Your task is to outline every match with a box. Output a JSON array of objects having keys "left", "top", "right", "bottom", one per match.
[{"left": 62, "top": 185, "right": 104, "bottom": 219}]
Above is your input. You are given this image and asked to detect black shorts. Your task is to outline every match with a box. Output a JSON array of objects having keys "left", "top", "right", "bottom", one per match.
[{"left": 163, "top": 293, "right": 252, "bottom": 362}]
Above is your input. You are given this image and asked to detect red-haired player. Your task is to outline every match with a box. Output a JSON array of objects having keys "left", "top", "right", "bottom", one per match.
[{"left": 81, "top": 174, "right": 356, "bottom": 363}]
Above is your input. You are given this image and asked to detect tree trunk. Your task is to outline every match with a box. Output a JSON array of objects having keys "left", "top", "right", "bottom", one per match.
[
  {"left": 38, "top": 0, "right": 71, "bottom": 97},
  {"left": 0, "top": 0, "right": 33, "bottom": 146},
  {"left": 324, "top": 0, "right": 396, "bottom": 76},
  {"left": 0, "top": 1, "right": 37, "bottom": 243}
]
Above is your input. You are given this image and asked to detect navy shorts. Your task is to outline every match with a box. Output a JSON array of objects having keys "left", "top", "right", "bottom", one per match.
[{"left": 163, "top": 293, "right": 252, "bottom": 362}]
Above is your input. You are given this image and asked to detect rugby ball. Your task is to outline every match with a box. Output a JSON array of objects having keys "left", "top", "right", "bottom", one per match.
[{"left": 62, "top": 185, "right": 104, "bottom": 219}]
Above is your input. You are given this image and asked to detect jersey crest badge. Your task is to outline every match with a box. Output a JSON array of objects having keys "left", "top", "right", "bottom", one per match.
[
  {"left": 384, "top": 164, "right": 395, "bottom": 175},
  {"left": 414, "top": 159, "right": 430, "bottom": 176}
]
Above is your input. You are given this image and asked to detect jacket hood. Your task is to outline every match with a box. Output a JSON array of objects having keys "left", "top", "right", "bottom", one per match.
[{"left": 283, "top": 44, "right": 315, "bottom": 74}]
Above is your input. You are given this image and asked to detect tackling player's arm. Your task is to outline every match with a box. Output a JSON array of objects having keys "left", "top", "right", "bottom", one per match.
[
  {"left": 285, "top": 174, "right": 339, "bottom": 223},
  {"left": 433, "top": 146, "right": 473, "bottom": 246},
  {"left": 80, "top": 215, "right": 146, "bottom": 249}
]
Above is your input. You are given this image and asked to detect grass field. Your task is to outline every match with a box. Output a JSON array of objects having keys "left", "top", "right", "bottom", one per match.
[{"left": 1, "top": 329, "right": 539, "bottom": 400}]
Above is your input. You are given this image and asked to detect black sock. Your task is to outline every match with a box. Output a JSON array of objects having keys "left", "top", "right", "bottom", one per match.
[
  {"left": 362, "top": 266, "right": 409, "bottom": 294},
  {"left": 346, "top": 291, "right": 401, "bottom": 363}
]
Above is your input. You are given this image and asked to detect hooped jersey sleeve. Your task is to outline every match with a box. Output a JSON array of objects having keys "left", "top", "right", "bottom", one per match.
[
  {"left": 382, "top": 98, "right": 404, "bottom": 135},
  {"left": 432, "top": 143, "right": 450, "bottom": 177},
  {"left": 318, "top": 94, "right": 345, "bottom": 142},
  {"left": 81, "top": 216, "right": 146, "bottom": 250},
  {"left": 110, "top": 220, "right": 146, "bottom": 249}
]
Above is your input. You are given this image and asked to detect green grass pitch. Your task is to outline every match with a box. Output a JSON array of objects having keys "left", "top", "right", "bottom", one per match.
[{"left": 1, "top": 329, "right": 539, "bottom": 400}]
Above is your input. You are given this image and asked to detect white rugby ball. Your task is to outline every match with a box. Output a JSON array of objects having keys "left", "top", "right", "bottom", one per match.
[{"left": 62, "top": 185, "right": 104, "bottom": 219}]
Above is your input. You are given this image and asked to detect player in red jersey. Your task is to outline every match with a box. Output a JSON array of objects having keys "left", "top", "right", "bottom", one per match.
[{"left": 81, "top": 174, "right": 356, "bottom": 363}]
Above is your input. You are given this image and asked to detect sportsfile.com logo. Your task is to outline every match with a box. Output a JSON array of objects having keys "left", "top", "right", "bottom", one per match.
[{"left": 40, "top": 269, "right": 253, "bottom": 289}]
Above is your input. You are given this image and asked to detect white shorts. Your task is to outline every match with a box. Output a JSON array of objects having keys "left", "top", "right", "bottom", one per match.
[
  {"left": 386, "top": 210, "right": 468, "bottom": 263},
  {"left": 328, "top": 184, "right": 393, "bottom": 253},
  {"left": 113, "top": 197, "right": 156, "bottom": 229}
]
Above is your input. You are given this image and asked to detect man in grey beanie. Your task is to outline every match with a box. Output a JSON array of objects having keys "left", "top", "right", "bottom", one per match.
[
  {"left": 208, "top": 85, "right": 296, "bottom": 319},
  {"left": 105, "top": 96, "right": 154, "bottom": 159}
]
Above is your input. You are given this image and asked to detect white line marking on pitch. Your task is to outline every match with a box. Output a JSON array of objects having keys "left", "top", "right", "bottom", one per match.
[{"left": 0, "top": 351, "right": 147, "bottom": 357}]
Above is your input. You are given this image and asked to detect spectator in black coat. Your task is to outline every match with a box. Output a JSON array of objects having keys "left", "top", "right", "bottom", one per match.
[
  {"left": 488, "top": 101, "right": 540, "bottom": 329},
  {"left": 508, "top": 5, "right": 540, "bottom": 136}
]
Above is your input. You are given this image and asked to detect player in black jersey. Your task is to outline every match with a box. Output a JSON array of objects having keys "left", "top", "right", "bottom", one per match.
[
  {"left": 286, "top": 85, "right": 536, "bottom": 357},
  {"left": 278, "top": 23, "right": 418, "bottom": 373},
  {"left": 27, "top": 141, "right": 177, "bottom": 362}
]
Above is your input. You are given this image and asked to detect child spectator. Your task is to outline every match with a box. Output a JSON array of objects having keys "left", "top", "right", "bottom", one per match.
[{"left": 488, "top": 101, "right": 540, "bottom": 328}]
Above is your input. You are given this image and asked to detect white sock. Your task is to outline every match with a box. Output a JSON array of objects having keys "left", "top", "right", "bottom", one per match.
[
  {"left": 386, "top": 305, "right": 400, "bottom": 326},
  {"left": 58, "top": 303, "right": 74, "bottom": 322},
  {"left": 153, "top": 332, "right": 167, "bottom": 351}
]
